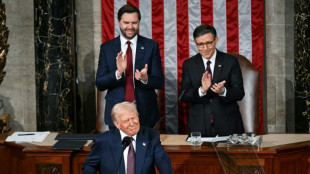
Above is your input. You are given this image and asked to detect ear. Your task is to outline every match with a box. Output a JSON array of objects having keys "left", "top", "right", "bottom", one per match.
[
  {"left": 113, "top": 121, "right": 120, "bottom": 129},
  {"left": 215, "top": 37, "right": 219, "bottom": 44}
]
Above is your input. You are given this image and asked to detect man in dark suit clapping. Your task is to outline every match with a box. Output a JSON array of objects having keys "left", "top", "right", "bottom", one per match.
[
  {"left": 96, "top": 4, "right": 163, "bottom": 130},
  {"left": 181, "top": 24, "right": 245, "bottom": 137}
]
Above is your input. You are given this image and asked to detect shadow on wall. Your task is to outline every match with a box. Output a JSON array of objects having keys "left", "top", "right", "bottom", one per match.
[
  {"left": 285, "top": 79, "right": 295, "bottom": 133},
  {"left": 0, "top": 95, "right": 23, "bottom": 131},
  {"left": 76, "top": 51, "right": 97, "bottom": 133}
]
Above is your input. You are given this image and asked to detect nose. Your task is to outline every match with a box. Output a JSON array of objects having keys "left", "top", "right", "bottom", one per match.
[
  {"left": 128, "top": 119, "right": 134, "bottom": 125},
  {"left": 202, "top": 44, "right": 208, "bottom": 50}
]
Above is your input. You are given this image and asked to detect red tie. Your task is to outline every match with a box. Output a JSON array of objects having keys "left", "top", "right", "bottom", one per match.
[
  {"left": 127, "top": 137, "right": 135, "bottom": 174},
  {"left": 125, "top": 41, "right": 135, "bottom": 102}
]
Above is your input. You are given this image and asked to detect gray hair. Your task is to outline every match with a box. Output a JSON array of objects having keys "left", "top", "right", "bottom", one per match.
[{"left": 111, "top": 102, "right": 139, "bottom": 122}]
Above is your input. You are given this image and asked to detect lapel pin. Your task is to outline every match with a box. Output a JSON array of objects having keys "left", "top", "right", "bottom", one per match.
[
  {"left": 218, "top": 65, "right": 222, "bottom": 67},
  {"left": 143, "top": 143, "right": 146, "bottom": 146},
  {"left": 141, "top": 47, "right": 144, "bottom": 50}
]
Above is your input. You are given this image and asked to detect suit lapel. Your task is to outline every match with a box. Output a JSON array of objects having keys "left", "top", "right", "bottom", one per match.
[
  {"left": 135, "top": 35, "right": 145, "bottom": 70},
  {"left": 213, "top": 50, "right": 224, "bottom": 83},
  {"left": 110, "top": 36, "right": 122, "bottom": 72},
  {"left": 135, "top": 130, "right": 149, "bottom": 174},
  {"left": 111, "top": 130, "right": 125, "bottom": 173},
  {"left": 193, "top": 54, "right": 206, "bottom": 80},
  {"left": 113, "top": 36, "right": 121, "bottom": 52}
]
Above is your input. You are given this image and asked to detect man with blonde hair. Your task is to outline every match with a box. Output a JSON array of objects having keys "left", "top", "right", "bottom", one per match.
[{"left": 83, "top": 102, "right": 172, "bottom": 174}]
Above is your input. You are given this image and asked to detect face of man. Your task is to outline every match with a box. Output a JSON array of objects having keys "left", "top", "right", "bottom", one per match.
[
  {"left": 195, "top": 33, "right": 218, "bottom": 59},
  {"left": 114, "top": 111, "right": 140, "bottom": 136},
  {"left": 118, "top": 12, "right": 140, "bottom": 40}
]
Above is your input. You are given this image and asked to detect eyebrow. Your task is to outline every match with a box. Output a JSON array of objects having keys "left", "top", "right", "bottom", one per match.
[{"left": 197, "top": 41, "right": 213, "bottom": 43}]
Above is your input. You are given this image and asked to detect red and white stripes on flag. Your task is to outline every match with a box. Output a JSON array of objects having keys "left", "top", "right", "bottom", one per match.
[{"left": 101, "top": 0, "right": 264, "bottom": 134}]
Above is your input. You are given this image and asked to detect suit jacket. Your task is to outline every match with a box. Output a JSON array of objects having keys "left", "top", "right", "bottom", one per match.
[
  {"left": 82, "top": 126, "right": 173, "bottom": 174},
  {"left": 96, "top": 35, "right": 164, "bottom": 127},
  {"left": 181, "top": 50, "right": 245, "bottom": 136}
]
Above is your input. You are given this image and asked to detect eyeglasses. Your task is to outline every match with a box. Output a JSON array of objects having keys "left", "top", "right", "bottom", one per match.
[{"left": 196, "top": 39, "right": 215, "bottom": 48}]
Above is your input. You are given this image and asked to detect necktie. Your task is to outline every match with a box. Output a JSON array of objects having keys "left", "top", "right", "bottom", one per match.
[
  {"left": 127, "top": 137, "right": 135, "bottom": 174},
  {"left": 206, "top": 60, "right": 212, "bottom": 77},
  {"left": 125, "top": 41, "right": 135, "bottom": 102},
  {"left": 206, "top": 60, "right": 214, "bottom": 123}
]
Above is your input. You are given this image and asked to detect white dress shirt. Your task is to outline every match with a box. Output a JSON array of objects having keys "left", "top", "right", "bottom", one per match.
[
  {"left": 199, "top": 50, "right": 226, "bottom": 97},
  {"left": 115, "top": 35, "right": 138, "bottom": 80}
]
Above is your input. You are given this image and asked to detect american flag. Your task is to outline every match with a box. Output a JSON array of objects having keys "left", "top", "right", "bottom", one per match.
[{"left": 99, "top": 0, "right": 264, "bottom": 134}]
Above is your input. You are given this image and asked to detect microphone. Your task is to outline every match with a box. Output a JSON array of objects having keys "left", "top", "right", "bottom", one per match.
[
  {"left": 153, "top": 90, "right": 186, "bottom": 129},
  {"left": 122, "top": 136, "right": 131, "bottom": 150},
  {"left": 118, "top": 136, "right": 131, "bottom": 174}
]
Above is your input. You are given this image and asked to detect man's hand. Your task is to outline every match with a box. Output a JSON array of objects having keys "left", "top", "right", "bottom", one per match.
[
  {"left": 201, "top": 71, "right": 212, "bottom": 94},
  {"left": 135, "top": 64, "right": 148, "bottom": 83},
  {"left": 211, "top": 80, "right": 226, "bottom": 94},
  {"left": 116, "top": 51, "right": 127, "bottom": 77}
]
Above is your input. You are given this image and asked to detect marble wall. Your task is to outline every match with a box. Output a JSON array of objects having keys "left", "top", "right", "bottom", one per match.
[
  {"left": 34, "top": 0, "right": 75, "bottom": 132},
  {"left": 0, "top": 0, "right": 35, "bottom": 131},
  {"left": 295, "top": 0, "right": 310, "bottom": 132},
  {"left": 265, "top": 0, "right": 295, "bottom": 133},
  {"left": 0, "top": 0, "right": 298, "bottom": 133},
  {"left": 75, "top": 0, "right": 101, "bottom": 133}
]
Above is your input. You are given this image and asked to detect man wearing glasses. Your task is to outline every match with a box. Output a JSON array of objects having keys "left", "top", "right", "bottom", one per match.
[{"left": 181, "top": 24, "right": 245, "bottom": 137}]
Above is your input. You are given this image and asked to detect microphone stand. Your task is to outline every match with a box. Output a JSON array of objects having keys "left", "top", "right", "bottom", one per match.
[
  {"left": 118, "top": 136, "right": 131, "bottom": 174},
  {"left": 153, "top": 90, "right": 186, "bottom": 129}
]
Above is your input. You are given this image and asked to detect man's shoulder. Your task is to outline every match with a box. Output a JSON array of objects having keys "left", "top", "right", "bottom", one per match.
[
  {"left": 138, "top": 126, "right": 160, "bottom": 139},
  {"left": 93, "top": 129, "right": 118, "bottom": 142},
  {"left": 138, "top": 35, "right": 158, "bottom": 45},
  {"left": 140, "top": 126, "right": 158, "bottom": 134},
  {"left": 217, "top": 50, "right": 236, "bottom": 59},
  {"left": 216, "top": 50, "right": 239, "bottom": 64},
  {"left": 100, "top": 36, "right": 120, "bottom": 47},
  {"left": 183, "top": 53, "right": 201, "bottom": 64}
]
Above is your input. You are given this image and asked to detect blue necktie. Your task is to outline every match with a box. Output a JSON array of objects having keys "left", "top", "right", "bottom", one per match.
[
  {"left": 206, "top": 60, "right": 212, "bottom": 77},
  {"left": 206, "top": 60, "right": 214, "bottom": 123}
]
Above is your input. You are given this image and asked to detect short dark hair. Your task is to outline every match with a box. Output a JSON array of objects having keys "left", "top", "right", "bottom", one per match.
[
  {"left": 193, "top": 24, "right": 217, "bottom": 40},
  {"left": 117, "top": 4, "right": 141, "bottom": 21}
]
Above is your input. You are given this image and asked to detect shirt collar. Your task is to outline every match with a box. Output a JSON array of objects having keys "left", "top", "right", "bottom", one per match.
[
  {"left": 119, "top": 129, "right": 137, "bottom": 141},
  {"left": 120, "top": 34, "right": 138, "bottom": 47},
  {"left": 202, "top": 49, "right": 217, "bottom": 64}
]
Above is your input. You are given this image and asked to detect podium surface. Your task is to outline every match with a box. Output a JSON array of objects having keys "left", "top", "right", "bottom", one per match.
[{"left": 1, "top": 133, "right": 310, "bottom": 174}]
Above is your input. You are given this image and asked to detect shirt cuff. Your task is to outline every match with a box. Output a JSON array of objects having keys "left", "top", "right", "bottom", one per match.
[
  {"left": 219, "top": 87, "right": 227, "bottom": 96},
  {"left": 115, "top": 70, "right": 122, "bottom": 80},
  {"left": 140, "top": 77, "right": 148, "bottom": 84},
  {"left": 198, "top": 87, "right": 206, "bottom": 97}
]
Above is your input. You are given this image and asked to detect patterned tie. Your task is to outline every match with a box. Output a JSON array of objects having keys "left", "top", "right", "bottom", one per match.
[
  {"left": 127, "top": 137, "right": 135, "bottom": 174},
  {"left": 125, "top": 41, "right": 135, "bottom": 102},
  {"left": 206, "top": 60, "right": 214, "bottom": 123},
  {"left": 206, "top": 60, "right": 212, "bottom": 78}
]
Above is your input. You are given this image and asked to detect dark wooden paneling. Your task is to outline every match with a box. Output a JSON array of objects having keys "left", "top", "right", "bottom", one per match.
[{"left": 1, "top": 134, "right": 310, "bottom": 174}]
